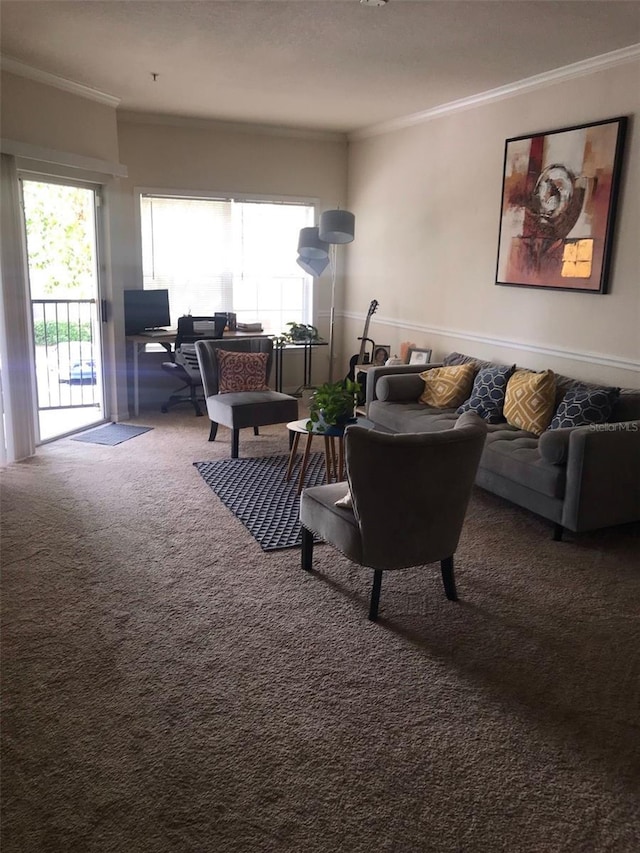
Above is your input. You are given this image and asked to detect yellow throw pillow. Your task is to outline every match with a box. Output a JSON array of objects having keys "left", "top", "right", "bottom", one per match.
[
  {"left": 503, "top": 369, "right": 557, "bottom": 436},
  {"left": 419, "top": 363, "right": 475, "bottom": 408}
]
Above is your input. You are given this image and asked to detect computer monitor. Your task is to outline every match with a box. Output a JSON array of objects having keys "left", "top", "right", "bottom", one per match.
[{"left": 124, "top": 289, "right": 171, "bottom": 335}]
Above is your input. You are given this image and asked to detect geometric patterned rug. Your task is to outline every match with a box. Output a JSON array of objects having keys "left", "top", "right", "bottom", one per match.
[
  {"left": 194, "top": 452, "right": 328, "bottom": 551},
  {"left": 72, "top": 423, "right": 153, "bottom": 446}
]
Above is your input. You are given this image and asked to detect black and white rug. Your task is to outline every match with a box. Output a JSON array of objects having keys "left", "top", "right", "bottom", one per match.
[
  {"left": 72, "top": 423, "right": 153, "bottom": 446},
  {"left": 194, "top": 452, "right": 327, "bottom": 551}
]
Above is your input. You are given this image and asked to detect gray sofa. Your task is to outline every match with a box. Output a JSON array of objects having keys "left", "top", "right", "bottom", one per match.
[{"left": 365, "top": 353, "right": 640, "bottom": 538}]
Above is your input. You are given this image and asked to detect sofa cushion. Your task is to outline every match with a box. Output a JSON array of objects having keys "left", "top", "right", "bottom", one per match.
[
  {"left": 457, "top": 363, "right": 516, "bottom": 423},
  {"left": 442, "top": 352, "right": 496, "bottom": 372},
  {"left": 217, "top": 350, "right": 269, "bottom": 393},
  {"left": 419, "top": 364, "right": 475, "bottom": 408},
  {"left": 368, "top": 400, "right": 459, "bottom": 434},
  {"left": 481, "top": 429, "right": 566, "bottom": 499},
  {"left": 503, "top": 370, "right": 556, "bottom": 436},
  {"left": 549, "top": 385, "right": 620, "bottom": 429},
  {"left": 612, "top": 390, "right": 640, "bottom": 422}
]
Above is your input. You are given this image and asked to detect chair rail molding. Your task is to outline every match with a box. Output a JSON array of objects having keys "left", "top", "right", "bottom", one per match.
[{"left": 335, "top": 310, "right": 640, "bottom": 374}]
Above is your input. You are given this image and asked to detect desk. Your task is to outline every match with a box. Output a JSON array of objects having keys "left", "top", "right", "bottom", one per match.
[
  {"left": 127, "top": 330, "right": 267, "bottom": 416},
  {"left": 273, "top": 339, "right": 328, "bottom": 395}
]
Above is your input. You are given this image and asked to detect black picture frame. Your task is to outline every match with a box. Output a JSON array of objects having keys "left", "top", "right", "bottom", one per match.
[
  {"left": 495, "top": 116, "right": 627, "bottom": 294},
  {"left": 372, "top": 345, "right": 390, "bottom": 367},
  {"left": 407, "top": 347, "right": 432, "bottom": 365}
]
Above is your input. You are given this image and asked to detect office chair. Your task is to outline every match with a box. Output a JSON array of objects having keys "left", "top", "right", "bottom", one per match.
[
  {"left": 160, "top": 315, "right": 226, "bottom": 416},
  {"left": 299, "top": 412, "right": 487, "bottom": 621}
]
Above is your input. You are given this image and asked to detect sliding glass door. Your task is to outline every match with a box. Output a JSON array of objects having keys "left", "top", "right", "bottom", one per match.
[{"left": 20, "top": 177, "right": 106, "bottom": 442}]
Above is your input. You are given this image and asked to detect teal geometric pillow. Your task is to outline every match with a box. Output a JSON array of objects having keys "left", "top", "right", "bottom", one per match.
[
  {"left": 549, "top": 385, "right": 620, "bottom": 430},
  {"left": 457, "top": 364, "right": 515, "bottom": 424}
]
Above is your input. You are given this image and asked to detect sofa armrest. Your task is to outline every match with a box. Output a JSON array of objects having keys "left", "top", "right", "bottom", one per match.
[
  {"left": 562, "top": 420, "right": 640, "bottom": 532},
  {"left": 364, "top": 363, "right": 442, "bottom": 414}
]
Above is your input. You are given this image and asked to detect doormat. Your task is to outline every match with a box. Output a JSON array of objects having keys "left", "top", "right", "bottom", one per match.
[
  {"left": 194, "top": 452, "right": 327, "bottom": 551},
  {"left": 72, "top": 423, "right": 153, "bottom": 446}
]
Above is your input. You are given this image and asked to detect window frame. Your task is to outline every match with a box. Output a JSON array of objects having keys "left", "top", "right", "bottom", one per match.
[{"left": 133, "top": 187, "right": 320, "bottom": 333}]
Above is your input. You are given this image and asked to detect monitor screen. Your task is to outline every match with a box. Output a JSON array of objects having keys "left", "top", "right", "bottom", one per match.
[{"left": 124, "top": 289, "right": 171, "bottom": 335}]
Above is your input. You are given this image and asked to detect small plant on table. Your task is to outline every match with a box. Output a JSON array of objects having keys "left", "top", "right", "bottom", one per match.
[{"left": 306, "top": 378, "right": 361, "bottom": 433}]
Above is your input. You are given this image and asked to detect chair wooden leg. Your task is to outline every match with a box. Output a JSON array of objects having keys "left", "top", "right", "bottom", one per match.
[
  {"left": 301, "top": 526, "right": 314, "bottom": 571},
  {"left": 231, "top": 429, "right": 240, "bottom": 459},
  {"left": 440, "top": 556, "right": 458, "bottom": 601},
  {"left": 552, "top": 523, "right": 564, "bottom": 541},
  {"left": 369, "top": 569, "right": 383, "bottom": 621},
  {"left": 253, "top": 426, "right": 259, "bottom": 436},
  {"left": 208, "top": 422, "right": 218, "bottom": 442}
]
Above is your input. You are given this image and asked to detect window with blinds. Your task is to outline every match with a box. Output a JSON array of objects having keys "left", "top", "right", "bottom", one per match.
[{"left": 140, "top": 195, "right": 315, "bottom": 334}]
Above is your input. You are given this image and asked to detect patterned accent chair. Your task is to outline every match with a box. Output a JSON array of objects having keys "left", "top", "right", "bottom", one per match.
[
  {"left": 195, "top": 338, "right": 298, "bottom": 458},
  {"left": 299, "top": 412, "right": 487, "bottom": 621}
]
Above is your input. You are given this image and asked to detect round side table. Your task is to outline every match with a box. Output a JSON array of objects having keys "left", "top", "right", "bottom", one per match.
[{"left": 285, "top": 418, "right": 346, "bottom": 495}]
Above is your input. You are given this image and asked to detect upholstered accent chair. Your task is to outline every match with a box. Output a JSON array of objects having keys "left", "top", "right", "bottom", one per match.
[
  {"left": 195, "top": 338, "right": 298, "bottom": 458},
  {"left": 299, "top": 412, "right": 487, "bottom": 621}
]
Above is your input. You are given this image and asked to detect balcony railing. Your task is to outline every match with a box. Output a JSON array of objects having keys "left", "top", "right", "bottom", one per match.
[{"left": 32, "top": 299, "right": 101, "bottom": 411}]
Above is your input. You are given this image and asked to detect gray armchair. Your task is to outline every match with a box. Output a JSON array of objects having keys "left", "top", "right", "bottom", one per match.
[
  {"left": 195, "top": 338, "right": 298, "bottom": 458},
  {"left": 299, "top": 411, "right": 487, "bottom": 621}
]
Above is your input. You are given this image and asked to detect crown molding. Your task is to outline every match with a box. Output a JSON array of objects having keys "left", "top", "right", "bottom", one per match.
[
  {"left": 1, "top": 55, "right": 121, "bottom": 108},
  {"left": 336, "top": 311, "right": 640, "bottom": 375},
  {"left": 116, "top": 111, "right": 347, "bottom": 143},
  {"left": 350, "top": 43, "right": 640, "bottom": 140},
  {"left": 1, "top": 138, "right": 127, "bottom": 178}
]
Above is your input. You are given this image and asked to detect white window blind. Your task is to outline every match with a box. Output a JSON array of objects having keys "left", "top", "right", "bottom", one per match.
[{"left": 140, "top": 195, "right": 314, "bottom": 334}]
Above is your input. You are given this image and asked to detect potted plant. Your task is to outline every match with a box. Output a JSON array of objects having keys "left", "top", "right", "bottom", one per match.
[
  {"left": 306, "top": 378, "right": 361, "bottom": 433},
  {"left": 277, "top": 322, "right": 321, "bottom": 344}
]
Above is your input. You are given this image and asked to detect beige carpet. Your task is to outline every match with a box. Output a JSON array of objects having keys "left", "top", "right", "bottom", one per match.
[{"left": 1, "top": 409, "right": 639, "bottom": 853}]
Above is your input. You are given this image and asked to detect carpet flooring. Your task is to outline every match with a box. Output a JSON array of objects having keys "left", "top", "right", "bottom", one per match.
[
  {"left": 1, "top": 411, "right": 639, "bottom": 853},
  {"left": 72, "top": 423, "right": 153, "bottom": 445},
  {"left": 195, "top": 452, "right": 328, "bottom": 550}
]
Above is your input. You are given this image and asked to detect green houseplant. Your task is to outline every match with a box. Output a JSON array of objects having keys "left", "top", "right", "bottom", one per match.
[
  {"left": 278, "top": 322, "right": 321, "bottom": 344},
  {"left": 306, "top": 378, "right": 361, "bottom": 433}
]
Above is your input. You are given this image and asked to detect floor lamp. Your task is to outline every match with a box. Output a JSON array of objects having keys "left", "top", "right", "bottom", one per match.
[{"left": 297, "top": 209, "right": 355, "bottom": 383}]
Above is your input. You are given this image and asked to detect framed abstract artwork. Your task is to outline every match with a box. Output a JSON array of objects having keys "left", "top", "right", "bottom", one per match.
[{"left": 495, "top": 116, "right": 627, "bottom": 293}]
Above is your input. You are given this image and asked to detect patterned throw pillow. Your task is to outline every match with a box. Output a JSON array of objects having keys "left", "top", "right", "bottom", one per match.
[
  {"left": 503, "top": 369, "right": 556, "bottom": 436},
  {"left": 217, "top": 350, "right": 269, "bottom": 393},
  {"left": 549, "top": 385, "right": 620, "bottom": 430},
  {"left": 457, "top": 364, "right": 516, "bottom": 423},
  {"left": 419, "top": 363, "right": 475, "bottom": 408}
]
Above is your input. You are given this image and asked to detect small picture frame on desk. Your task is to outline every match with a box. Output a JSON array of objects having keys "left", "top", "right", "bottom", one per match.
[
  {"left": 407, "top": 347, "right": 432, "bottom": 366},
  {"left": 372, "top": 345, "right": 390, "bottom": 367}
]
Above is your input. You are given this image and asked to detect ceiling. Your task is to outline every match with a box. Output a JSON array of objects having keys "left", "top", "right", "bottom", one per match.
[{"left": 1, "top": 1, "right": 639, "bottom": 135}]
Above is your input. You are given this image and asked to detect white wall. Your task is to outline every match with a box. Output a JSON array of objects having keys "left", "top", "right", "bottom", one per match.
[
  {"left": 346, "top": 60, "right": 640, "bottom": 388},
  {"left": 114, "top": 117, "right": 348, "bottom": 407},
  {"left": 1, "top": 71, "right": 120, "bottom": 162},
  {"left": 0, "top": 68, "right": 348, "bottom": 418}
]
